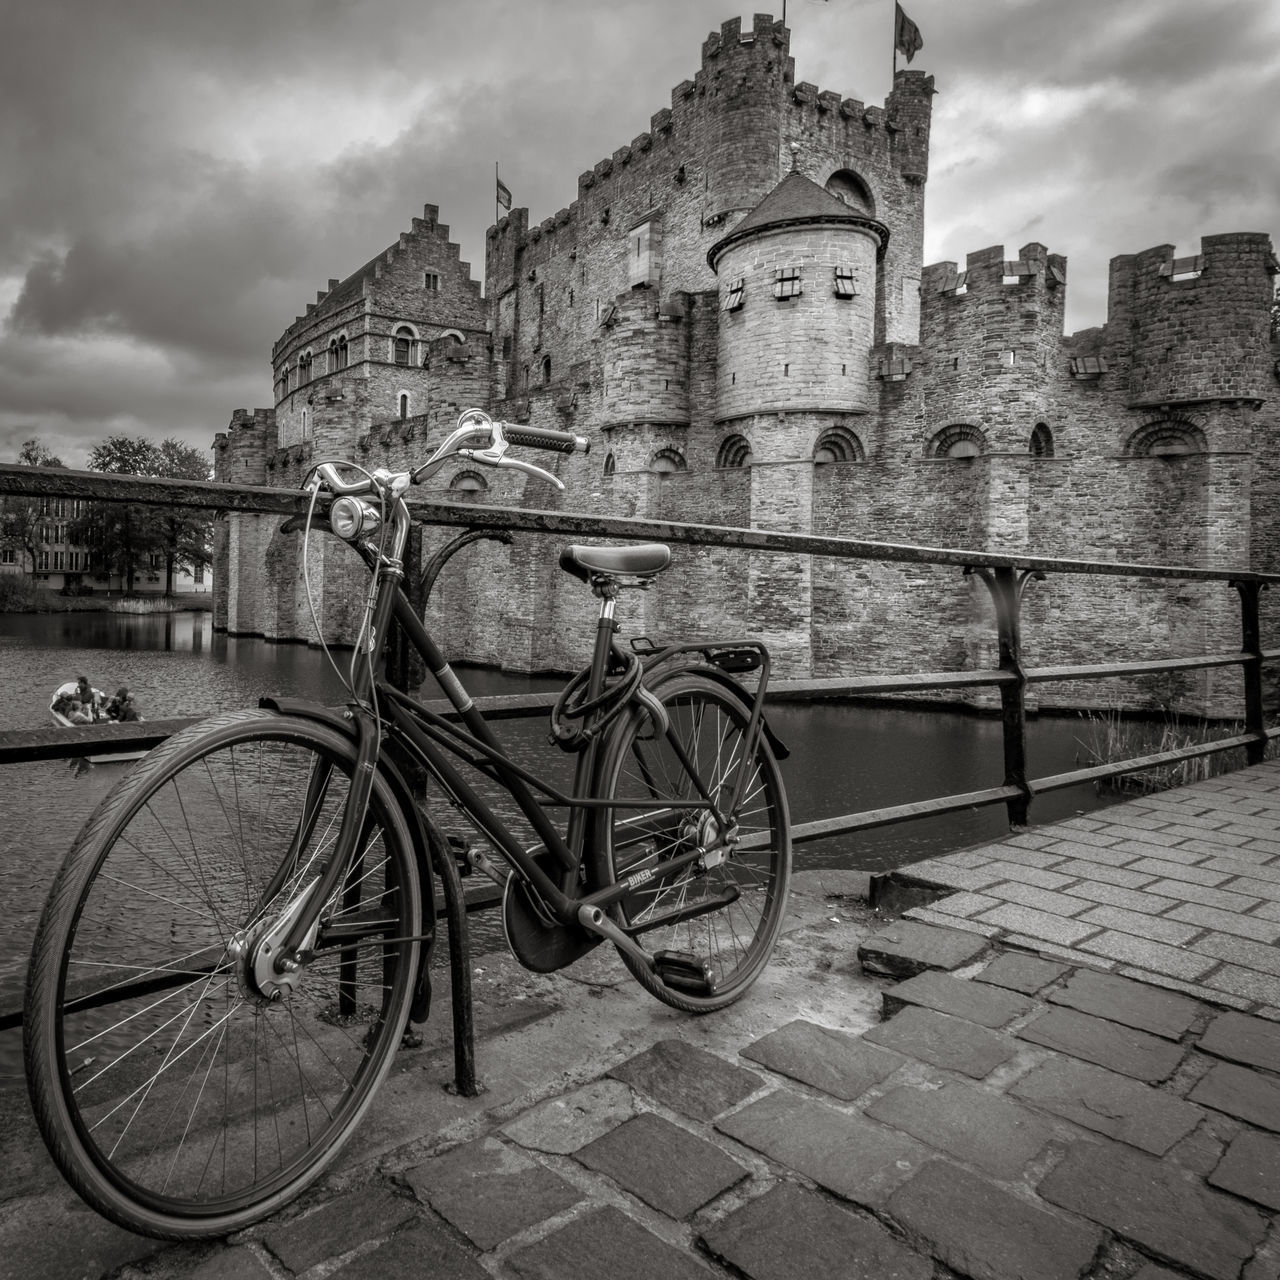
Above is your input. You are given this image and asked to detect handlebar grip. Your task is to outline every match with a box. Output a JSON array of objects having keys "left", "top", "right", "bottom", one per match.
[{"left": 501, "top": 423, "right": 590, "bottom": 455}]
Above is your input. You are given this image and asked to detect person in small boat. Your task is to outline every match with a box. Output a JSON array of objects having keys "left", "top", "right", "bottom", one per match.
[
  {"left": 107, "top": 688, "right": 138, "bottom": 722},
  {"left": 75, "top": 676, "right": 101, "bottom": 721},
  {"left": 65, "top": 699, "right": 93, "bottom": 725},
  {"left": 52, "top": 691, "right": 74, "bottom": 718}
]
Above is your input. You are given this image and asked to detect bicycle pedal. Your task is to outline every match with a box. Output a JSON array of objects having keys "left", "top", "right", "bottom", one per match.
[{"left": 653, "top": 950, "right": 717, "bottom": 997}]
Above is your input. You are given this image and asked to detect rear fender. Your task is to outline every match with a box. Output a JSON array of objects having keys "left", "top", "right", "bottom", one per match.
[
  {"left": 258, "top": 696, "right": 437, "bottom": 1021},
  {"left": 637, "top": 660, "right": 790, "bottom": 762}
]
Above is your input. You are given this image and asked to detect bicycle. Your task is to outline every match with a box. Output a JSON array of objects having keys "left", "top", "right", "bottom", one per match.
[{"left": 23, "top": 408, "right": 793, "bottom": 1239}]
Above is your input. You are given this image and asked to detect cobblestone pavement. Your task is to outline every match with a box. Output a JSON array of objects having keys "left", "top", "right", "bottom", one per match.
[
  {"left": 4, "top": 770, "right": 1280, "bottom": 1279},
  {"left": 884, "top": 758, "right": 1280, "bottom": 1013}
]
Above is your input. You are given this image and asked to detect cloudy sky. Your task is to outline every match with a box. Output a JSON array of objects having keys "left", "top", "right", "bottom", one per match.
[{"left": 2, "top": 0, "right": 1276, "bottom": 468}]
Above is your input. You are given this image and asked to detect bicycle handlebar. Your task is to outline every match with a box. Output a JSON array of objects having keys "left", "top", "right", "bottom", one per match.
[
  {"left": 304, "top": 409, "right": 588, "bottom": 502},
  {"left": 500, "top": 423, "right": 590, "bottom": 455}
]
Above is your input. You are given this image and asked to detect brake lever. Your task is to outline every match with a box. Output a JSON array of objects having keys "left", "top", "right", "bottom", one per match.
[{"left": 457, "top": 448, "right": 564, "bottom": 491}]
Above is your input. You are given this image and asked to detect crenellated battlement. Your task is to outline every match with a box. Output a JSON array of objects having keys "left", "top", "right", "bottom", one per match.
[{"left": 484, "top": 12, "right": 929, "bottom": 297}]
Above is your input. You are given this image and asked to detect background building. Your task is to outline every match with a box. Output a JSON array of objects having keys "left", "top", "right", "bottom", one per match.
[{"left": 215, "top": 14, "right": 1279, "bottom": 715}]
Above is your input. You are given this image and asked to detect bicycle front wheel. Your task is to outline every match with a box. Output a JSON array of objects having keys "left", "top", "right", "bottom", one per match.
[
  {"left": 593, "top": 669, "right": 791, "bottom": 1012},
  {"left": 24, "top": 709, "right": 422, "bottom": 1239}
]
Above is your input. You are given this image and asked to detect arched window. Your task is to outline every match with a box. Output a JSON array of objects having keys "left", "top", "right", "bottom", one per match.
[
  {"left": 1030, "top": 423, "right": 1054, "bottom": 458},
  {"left": 393, "top": 326, "right": 415, "bottom": 366},
  {"left": 299, "top": 350, "right": 313, "bottom": 383},
  {"left": 542, "top": 355, "right": 552, "bottom": 385},
  {"left": 1125, "top": 419, "right": 1206, "bottom": 458},
  {"left": 813, "top": 425, "right": 865, "bottom": 465},
  {"left": 328, "top": 339, "right": 339, "bottom": 373},
  {"left": 337, "top": 334, "right": 349, "bottom": 369},
  {"left": 649, "top": 448, "right": 686, "bottom": 474},
  {"left": 929, "top": 424, "right": 986, "bottom": 459},
  {"left": 603, "top": 452, "right": 616, "bottom": 478},
  {"left": 398, "top": 393, "right": 409, "bottom": 421},
  {"left": 449, "top": 470, "right": 487, "bottom": 498},
  {"left": 716, "top": 434, "right": 753, "bottom": 468},
  {"left": 824, "top": 169, "right": 876, "bottom": 216}
]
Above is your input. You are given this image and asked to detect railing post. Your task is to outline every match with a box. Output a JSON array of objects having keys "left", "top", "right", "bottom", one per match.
[
  {"left": 1232, "top": 580, "right": 1267, "bottom": 766},
  {"left": 968, "top": 566, "right": 1042, "bottom": 829}
]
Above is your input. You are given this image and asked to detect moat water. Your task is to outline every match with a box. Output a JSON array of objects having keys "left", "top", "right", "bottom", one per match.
[{"left": 0, "top": 609, "right": 1111, "bottom": 1081}]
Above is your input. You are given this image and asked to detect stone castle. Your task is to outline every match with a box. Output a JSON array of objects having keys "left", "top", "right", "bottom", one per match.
[{"left": 214, "top": 13, "right": 1279, "bottom": 713}]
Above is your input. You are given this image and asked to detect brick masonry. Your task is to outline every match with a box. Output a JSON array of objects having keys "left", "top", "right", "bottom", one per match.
[{"left": 212, "top": 11, "right": 1279, "bottom": 721}]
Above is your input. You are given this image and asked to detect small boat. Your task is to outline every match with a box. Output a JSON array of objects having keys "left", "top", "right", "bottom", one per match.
[{"left": 50, "top": 681, "right": 147, "bottom": 763}]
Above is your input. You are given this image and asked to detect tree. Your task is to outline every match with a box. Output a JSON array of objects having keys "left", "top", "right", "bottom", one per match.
[
  {"left": 69, "top": 434, "right": 214, "bottom": 595},
  {"left": 153, "top": 438, "right": 214, "bottom": 595},
  {"left": 70, "top": 435, "right": 163, "bottom": 593},
  {"left": 1, "top": 438, "right": 64, "bottom": 577}
]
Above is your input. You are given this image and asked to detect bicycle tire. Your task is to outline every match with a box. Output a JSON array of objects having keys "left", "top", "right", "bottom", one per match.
[
  {"left": 592, "top": 669, "right": 791, "bottom": 1012},
  {"left": 24, "top": 709, "right": 421, "bottom": 1239}
]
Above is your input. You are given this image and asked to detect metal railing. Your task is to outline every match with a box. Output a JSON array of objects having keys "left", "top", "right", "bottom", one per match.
[{"left": 3, "top": 463, "right": 1279, "bottom": 1086}]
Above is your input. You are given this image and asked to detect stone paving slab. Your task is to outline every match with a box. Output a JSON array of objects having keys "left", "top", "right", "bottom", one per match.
[
  {"left": 887, "top": 1159, "right": 1105, "bottom": 1280},
  {"left": 1008, "top": 1056, "right": 1203, "bottom": 1155},
  {"left": 700, "top": 1181, "right": 933, "bottom": 1280},
  {"left": 740, "top": 1018, "right": 904, "bottom": 1101},
  {"left": 862, "top": 1004, "right": 1020, "bottom": 1078},
  {"left": 1018, "top": 1006, "right": 1187, "bottom": 1083},
  {"left": 865, "top": 1081, "right": 1055, "bottom": 1178},
  {"left": 1046, "top": 968, "right": 1204, "bottom": 1040},
  {"left": 575, "top": 1111, "right": 747, "bottom": 1219},
  {"left": 1038, "top": 1139, "right": 1268, "bottom": 1280},
  {"left": 881, "top": 967, "right": 1035, "bottom": 1028},
  {"left": 715, "top": 1089, "right": 930, "bottom": 1208},
  {"left": 403, "top": 1137, "right": 583, "bottom": 1249}
]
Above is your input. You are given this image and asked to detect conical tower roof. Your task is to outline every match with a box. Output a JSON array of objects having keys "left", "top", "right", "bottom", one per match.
[{"left": 707, "top": 170, "right": 889, "bottom": 271}]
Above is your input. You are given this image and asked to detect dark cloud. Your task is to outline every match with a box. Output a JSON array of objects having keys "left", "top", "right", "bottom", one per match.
[{"left": 1, "top": 0, "right": 1275, "bottom": 460}]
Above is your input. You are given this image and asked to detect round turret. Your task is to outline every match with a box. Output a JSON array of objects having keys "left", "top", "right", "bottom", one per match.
[{"left": 708, "top": 171, "right": 887, "bottom": 425}]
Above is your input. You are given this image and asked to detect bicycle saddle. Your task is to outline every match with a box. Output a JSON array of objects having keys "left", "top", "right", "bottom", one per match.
[{"left": 559, "top": 543, "right": 671, "bottom": 583}]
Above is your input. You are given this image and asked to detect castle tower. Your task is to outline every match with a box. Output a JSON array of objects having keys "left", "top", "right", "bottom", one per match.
[
  {"left": 703, "top": 170, "right": 888, "bottom": 673},
  {"left": 699, "top": 16, "right": 792, "bottom": 227}
]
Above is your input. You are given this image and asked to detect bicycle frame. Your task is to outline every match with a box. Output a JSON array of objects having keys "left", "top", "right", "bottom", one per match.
[{"left": 274, "top": 491, "right": 776, "bottom": 971}]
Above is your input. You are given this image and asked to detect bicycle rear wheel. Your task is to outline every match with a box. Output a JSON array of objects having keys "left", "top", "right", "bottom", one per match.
[
  {"left": 24, "top": 709, "right": 421, "bottom": 1239},
  {"left": 593, "top": 669, "right": 791, "bottom": 1012}
]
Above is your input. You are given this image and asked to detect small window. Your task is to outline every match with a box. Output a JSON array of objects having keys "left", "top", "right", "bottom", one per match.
[
  {"left": 649, "top": 448, "right": 686, "bottom": 474},
  {"left": 449, "top": 470, "right": 487, "bottom": 495},
  {"left": 393, "top": 326, "right": 415, "bottom": 366},
  {"left": 716, "top": 435, "right": 752, "bottom": 468},
  {"left": 774, "top": 267, "right": 802, "bottom": 300},
  {"left": 337, "top": 334, "right": 349, "bottom": 369},
  {"left": 833, "top": 266, "right": 857, "bottom": 299},
  {"left": 1030, "top": 423, "right": 1054, "bottom": 458},
  {"left": 502, "top": 335, "right": 512, "bottom": 360},
  {"left": 194, "top": 564, "right": 204, "bottom": 584},
  {"left": 398, "top": 394, "right": 409, "bottom": 420},
  {"left": 813, "top": 426, "right": 865, "bottom": 465},
  {"left": 424, "top": 272, "right": 440, "bottom": 291},
  {"left": 299, "top": 350, "right": 313, "bottom": 383},
  {"left": 328, "top": 339, "right": 339, "bottom": 372},
  {"left": 930, "top": 424, "right": 985, "bottom": 460},
  {"left": 542, "top": 355, "right": 552, "bottom": 385},
  {"left": 722, "top": 277, "right": 745, "bottom": 312},
  {"left": 603, "top": 452, "right": 616, "bottom": 478}
]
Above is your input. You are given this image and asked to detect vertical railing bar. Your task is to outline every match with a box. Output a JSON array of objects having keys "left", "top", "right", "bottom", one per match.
[{"left": 1233, "top": 579, "right": 1267, "bottom": 766}]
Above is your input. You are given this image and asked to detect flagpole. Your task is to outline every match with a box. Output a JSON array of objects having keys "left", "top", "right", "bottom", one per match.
[
  {"left": 495, "top": 161, "right": 499, "bottom": 225},
  {"left": 892, "top": 2, "right": 898, "bottom": 77}
]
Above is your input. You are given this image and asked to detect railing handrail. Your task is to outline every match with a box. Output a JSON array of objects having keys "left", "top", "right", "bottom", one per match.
[{"left": 4, "top": 463, "right": 1280, "bottom": 585}]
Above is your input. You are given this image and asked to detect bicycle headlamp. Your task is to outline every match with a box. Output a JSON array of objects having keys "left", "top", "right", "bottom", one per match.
[{"left": 329, "top": 496, "right": 380, "bottom": 541}]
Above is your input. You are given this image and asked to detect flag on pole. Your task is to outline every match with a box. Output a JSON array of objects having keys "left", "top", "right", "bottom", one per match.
[
  {"left": 496, "top": 175, "right": 512, "bottom": 211},
  {"left": 894, "top": 2, "right": 923, "bottom": 63}
]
